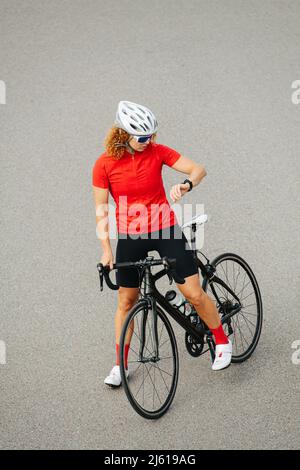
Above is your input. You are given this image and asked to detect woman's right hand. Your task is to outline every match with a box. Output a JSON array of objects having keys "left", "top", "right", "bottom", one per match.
[{"left": 100, "top": 250, "right": 114, "bottom": 270}]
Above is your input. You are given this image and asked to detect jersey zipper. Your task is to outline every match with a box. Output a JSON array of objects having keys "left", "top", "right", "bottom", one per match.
[{"left": 131, "top": 153, "right": 137, "bottom": 182}]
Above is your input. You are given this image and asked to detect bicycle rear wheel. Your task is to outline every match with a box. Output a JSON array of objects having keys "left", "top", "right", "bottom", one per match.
[
  {"left": 119, "top": 301, "right": 179, "bottom": 419},
  {"left": 202, "top": 253, "right": 263, "bottom": 363}
]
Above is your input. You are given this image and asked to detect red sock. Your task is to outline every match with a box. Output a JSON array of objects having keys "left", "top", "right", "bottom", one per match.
[
  {"left": 124, "top": 344, "right": 129, "bottom": 370},
  {"left": 210, "top": 324, "right": 229, "bottom": 345},
  {"left": 116, "top": 343, "right": 130, "bottom": 370},
  {"left": 116, "top": 344, "right": 120, "bottom": 366}
]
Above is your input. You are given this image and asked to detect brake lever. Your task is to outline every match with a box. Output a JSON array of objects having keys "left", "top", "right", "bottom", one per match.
[
  {"left": 97, "top": 263, "right": 104, "bottom": 291},
  {"left": 161, "top": 258, "right": 173, "bottom": 285},
  {"left": 167, "top": 270, "right": 173, "bottom": 285}
]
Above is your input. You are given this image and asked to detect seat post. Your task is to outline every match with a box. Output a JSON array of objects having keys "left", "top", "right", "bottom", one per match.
[{"left": 190, "top": 223, "right": 197, "bottom": 259}]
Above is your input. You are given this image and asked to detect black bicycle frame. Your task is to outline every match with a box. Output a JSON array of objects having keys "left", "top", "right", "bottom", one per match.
[
  {"left": 140, "top": 269, "right": 240, "bottom": 347},
  {"left": 137, "top": 228, "right": 242, "bottom": 357}
]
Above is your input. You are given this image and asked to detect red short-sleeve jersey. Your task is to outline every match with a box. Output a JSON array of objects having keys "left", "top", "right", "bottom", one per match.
[{"left": 92, "top": 143, "right": 181, "bottom": 234}]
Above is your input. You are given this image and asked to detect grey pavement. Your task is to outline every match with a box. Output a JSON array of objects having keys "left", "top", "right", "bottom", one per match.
[{"left": 0, "top": 0, "right": 299, "bottom": 450}]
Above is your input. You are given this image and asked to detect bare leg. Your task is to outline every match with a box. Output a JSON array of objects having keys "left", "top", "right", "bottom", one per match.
[
  {"left": 176, "top": 273, "right": 221, "bottom": 329},
  {"left": 114, "top": 287, "right": 140, "bottom": 344}
]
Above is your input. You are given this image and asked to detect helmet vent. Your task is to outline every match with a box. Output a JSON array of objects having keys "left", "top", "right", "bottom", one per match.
[{"left": 143, "top": 123, "right": 150, "bottom": 131}]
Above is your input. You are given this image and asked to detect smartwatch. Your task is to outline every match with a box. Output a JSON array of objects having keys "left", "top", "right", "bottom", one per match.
[{"left": 182, "top": 179, "right": 193, "bottom": 192}]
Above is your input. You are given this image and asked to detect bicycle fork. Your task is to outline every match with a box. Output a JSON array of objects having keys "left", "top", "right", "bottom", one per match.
[{"left": 139, "top": 298, "right": 159, "bottom": 363}]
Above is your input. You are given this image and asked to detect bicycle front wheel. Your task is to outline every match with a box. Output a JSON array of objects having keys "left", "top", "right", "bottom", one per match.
[{"left": 119, "top": 301, "right": 179, "bottom": 419}]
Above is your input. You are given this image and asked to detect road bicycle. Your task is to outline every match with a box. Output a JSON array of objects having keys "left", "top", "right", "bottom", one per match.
[{"left": 97, "top": 214, "right": 263, "bottom": 419}]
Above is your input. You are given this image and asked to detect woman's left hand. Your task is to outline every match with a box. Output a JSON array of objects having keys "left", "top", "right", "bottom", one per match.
[{"left": 170, "top": 183, "right": 189, "bottom": 202}]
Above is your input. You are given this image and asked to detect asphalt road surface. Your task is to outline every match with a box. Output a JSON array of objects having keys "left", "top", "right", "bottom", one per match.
[{"left": 0, "top": 0, "right": 299, "bottom": 450}]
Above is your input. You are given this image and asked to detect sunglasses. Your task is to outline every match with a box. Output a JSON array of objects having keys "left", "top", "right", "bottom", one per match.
[{"left": 132, "top": 135, "right": 153, "bottom": 143}]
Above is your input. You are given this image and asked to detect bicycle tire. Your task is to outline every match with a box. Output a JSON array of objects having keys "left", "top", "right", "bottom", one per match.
[{"left": 119, "top": 301, "right": 179, "bottom": 419}]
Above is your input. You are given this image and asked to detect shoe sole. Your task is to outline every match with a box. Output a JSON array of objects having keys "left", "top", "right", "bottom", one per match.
[
  {"left": 212, "top": 362, "right": 232, "bottom": 371},
  {"left": 105, "top": 382, "right": 122, "bottom": 388},
  {"left": 104, "top": 375, "right": 129, "bottom": 388}
]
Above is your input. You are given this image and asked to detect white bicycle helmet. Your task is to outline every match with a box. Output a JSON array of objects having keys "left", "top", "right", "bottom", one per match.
[{"left": 115, "top": 100, "right": 158, "bottom": 136}]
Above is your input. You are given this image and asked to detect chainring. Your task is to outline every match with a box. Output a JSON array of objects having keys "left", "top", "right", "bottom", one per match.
[{"left": 185, "top": 332, "right": 204, "bottom": 357}]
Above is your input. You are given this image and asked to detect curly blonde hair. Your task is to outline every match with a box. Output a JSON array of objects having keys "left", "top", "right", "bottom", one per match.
[{"left": 104, "top": 126, "right": 157, "bottom": 160}]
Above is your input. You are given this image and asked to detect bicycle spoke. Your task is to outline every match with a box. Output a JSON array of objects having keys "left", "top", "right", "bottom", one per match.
[
  {"left": 158, "top": 321, "right": 166, "bottom": 348},
  {"left": 135, "top": 362, "right": 153, "bottom": 400},
  {"left": 131, "top": 328, "right": 153, "bottom": 357},
  {"left": 219, "top": 262, "right": 233, "bottom": 296},
  {"left": 235, "top": 278, "right": 252, "bottom": 299},
  {"left": 240, "top": 309, "right": 257, "bottom": 316},
  {"left": 136, "top": 314, "right": 141, "bottom": 338},
  {"left": 231, "top": 316, "right": 240, "bottom": 353},
  {"left": 130, "top": 361, "right": 143, "bottom": 375},
  {"left": 153, "top": 366, "right": 155, "bottom": 410},
  {"left": 143, "top": 361, "right": 145, "bottom": 407},
  {"left": 239, "top": 290, "right": 255, "bottom": 302},
  {"left": 214, "top": 266, "right": 230, "bottom": 298},
  {"left": 234, "top": 264, "right": 241, "bottom": 293},
  {"left": 145, "top": 317, "right": 154, "bottom": 356},
  {"left": 239, "top": 311, "right": 257, "bottom": 329},
  {"left": 231, "top": 318, "right": 238, "bottom": 353},
  {"left": 238, "top": 313, "right": 255, "bottom": 338},
  {"left": 150, "top": 363, "right": 173, "bottom": 378},
  {"left": 144, "top": 363, "right": 162, "bottom": 405},
  {"left": 151, "top": 363, "right": 170, "bottom": 393},
  {"left": 239, "top": 269, "right": 248, "bottom": 298},
  {"left": 213, "top": 281, "right": 231, "bottom": 301},
  {"left": 158, "top": 337, "right": 172, "bottom": 351},
  {"left": 235, "top": 315, "right": 250, "bottom": 349},
  {"left": 128, "top": 345, "right": 139, "bottom": 358}
]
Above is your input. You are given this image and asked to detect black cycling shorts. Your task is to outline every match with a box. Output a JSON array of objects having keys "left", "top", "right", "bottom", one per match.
[{"left": 115, "top": 224, "right": 199, "bottom": 288}]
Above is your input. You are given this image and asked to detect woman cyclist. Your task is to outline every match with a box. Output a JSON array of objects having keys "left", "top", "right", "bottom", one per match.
[{"left": 92, "top": 101, "right": 232, "bottom": 387}]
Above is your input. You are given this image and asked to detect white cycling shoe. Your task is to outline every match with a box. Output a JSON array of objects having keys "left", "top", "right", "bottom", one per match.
[
  {"left": 212, "top": 340, "right": 232, "bottom": 371},
  {"left": 104, "top": 365, "right": 129, "bottom": 387}
]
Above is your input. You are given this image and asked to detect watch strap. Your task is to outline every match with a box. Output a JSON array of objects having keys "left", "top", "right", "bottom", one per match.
[{"left": 182, "top": 179, "right": 193, "bottom": 192}]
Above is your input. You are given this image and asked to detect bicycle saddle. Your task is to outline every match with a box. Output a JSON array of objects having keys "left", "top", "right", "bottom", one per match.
[{"left": 181, "top": 213, "right": 208, "bottom": 229}]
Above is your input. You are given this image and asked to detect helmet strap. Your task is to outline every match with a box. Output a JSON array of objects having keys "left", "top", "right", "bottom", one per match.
[
  {"left": 114, "top": 141, "right": 135, "bottom": 155},
  {"left": 126, "top": 139, "right": 135, "bottom": 154}
]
